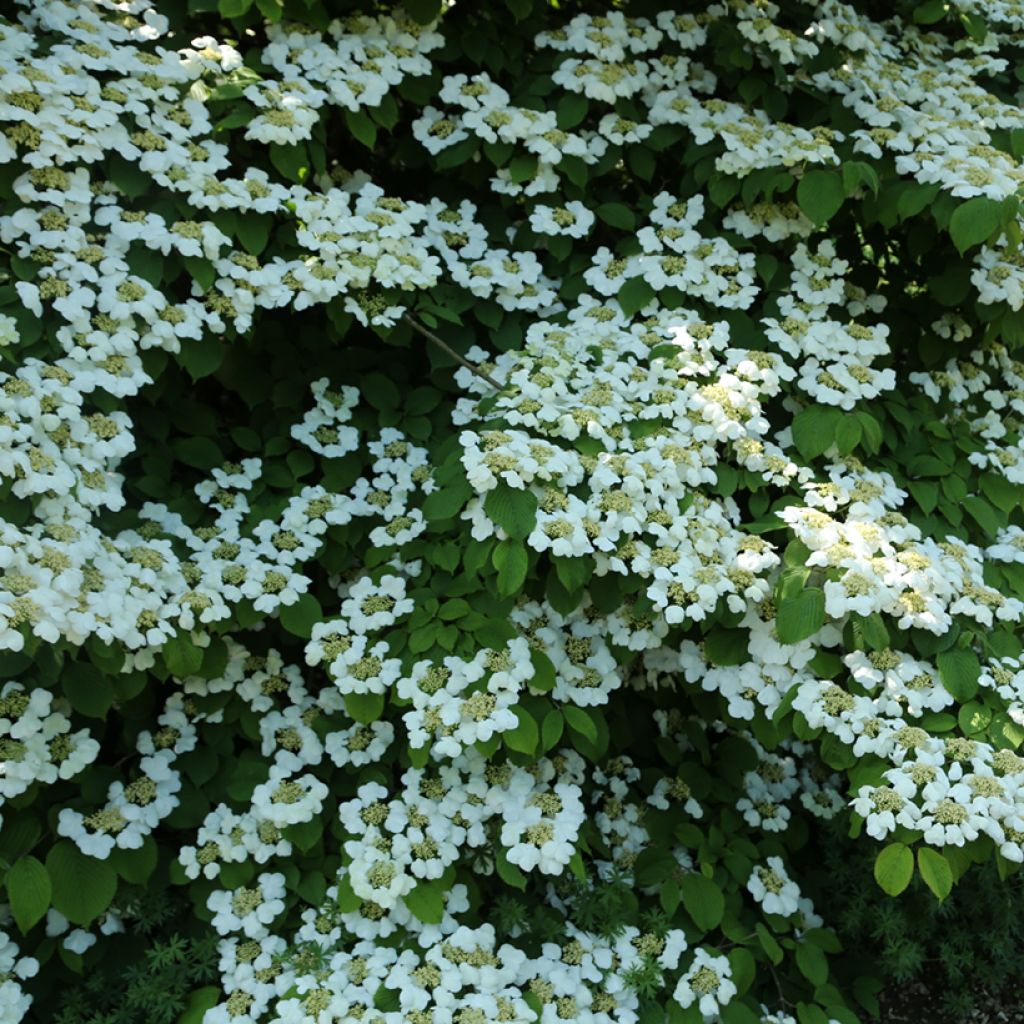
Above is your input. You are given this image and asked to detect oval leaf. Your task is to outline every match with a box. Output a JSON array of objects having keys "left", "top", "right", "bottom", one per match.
[
  {"left": 937, "top": 648, "right": 981, "bottom": 702},
  {"left": 680, "top": 872, "right": 725, "bottom": 932},
  {"left": 917, "top": 847, "right": 953, "bottom": 901},
  {"left": 7, "top": 856, "right": 51, "bottom": 933},
  {"left": 46, "top": 841, "right": 117, "bottom": 927},
  {"left": 873, "top": 842, "right": 913, "bottom": 897},
  {"left": 776, "top": 588, "right": 825, "bottom": 644}
]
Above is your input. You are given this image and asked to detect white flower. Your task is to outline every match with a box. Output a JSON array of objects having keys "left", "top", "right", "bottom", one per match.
[
  {"left": 674, "top": 948, "right": 737, "bottom": 1018},
  {"left": 747, "top": 857, "right": 801, "bottom": 916}
]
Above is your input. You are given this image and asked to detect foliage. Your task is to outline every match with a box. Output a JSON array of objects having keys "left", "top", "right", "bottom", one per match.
[
  {"left": 49, "top": 891, "right": 220, "bottom": 1024},
  {"left": 820, "top": 824, "right": 1024, "bottom": 1023},
  {"left": 2, "top": 0, "right": 1024, "bottom": 1023}
]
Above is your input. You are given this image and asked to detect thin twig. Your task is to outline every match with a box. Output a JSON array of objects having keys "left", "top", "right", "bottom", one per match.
[{"left": 402, "top": 314, "right": 503, "bottom": 390}]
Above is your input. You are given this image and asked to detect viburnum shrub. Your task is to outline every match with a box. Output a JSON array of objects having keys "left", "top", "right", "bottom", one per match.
[{"left": 6, "top": 0, "right": 1024, "bottom": 1021}]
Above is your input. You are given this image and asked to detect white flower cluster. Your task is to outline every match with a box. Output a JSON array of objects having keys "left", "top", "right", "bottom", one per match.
[
  {"left": 585, "top": 194, "right": 759, "bottom": 309},
  {"left": 852, "top": 740, "right": 1024, "bottom": 860},
  {"left": 780, "top": 505, "right": 1020, "bottom": 632},
  {"left": 10, "top": 1, "right": 1024, "bottom": 1021},
  {"left": 0, "top": 682, "right": 98, "bottom": 825},
  {"left": 57, "top": 690, "right": 193, "bottom": 857},
  {"left": 0, "top": 932, "right": 37, "bottom": 1024},
  {"left": 456, "top": 307, "right": 794, "bottom": 627},
  {"left": 206, "top": 917, "right": 695, "bottom": 1024},
  {"left": 260, "top": 13, "right": 443, "bottom": 131}
]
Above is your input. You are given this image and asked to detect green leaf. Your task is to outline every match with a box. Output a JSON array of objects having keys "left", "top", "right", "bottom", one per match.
[
  {"left": 529, "top": 648, "right": 557, "bottom": 692},
  {"left": 253, "top": 0, "right": 284, "bottom": 20},
  {"left": 981, "top": 473, "right": 1020, "bottom": 513},
  {"left": 948, "top": 196, "right": 1002, "bottom": 254},
  {"left": 508, "top": 154, "right": 538, "bottom": 183},
  {"left": 756, "top": 922, "right": 783, "bottom": 964},
  {"left": 344, "top": 691, "right": 385, "bottom": 724},
  {"left": 962, "top": 495, "right": 1001, "bottom": 536},
  {"left": 46, "top": 841, "right": 117, "bottom": 926},
  {"left": 107, "top": 838, "right": 158, "bottom": 885},
  {"left": 218, "top": 0, "right": 252, "bottom": 16},
  {"left": 179, "top": 339, "right": 223, "bottom": 381},
  {"left": 568, "top": 847, "right": 586, "bottom": 882},
  {"left": 796, "top": 943, "right": 828, "bottom": 986},
  {"left": 991, "top": 712, "right": 1024, "bottom": 753},
  {"left": 855, "top": 613, "right": 890, "bottom": 651},
  {"left": 791, "top": 405, "right": 840, "bottom": 460},
  {"left": 873, "top": 842, "right": 913, "bottom": 896},
  {"left": 269, "top": 142, "right": 309, "bottom": 183},
  {"left": 796, "top": 169, "right": 845, "bottom": 225},
  {"left": 841, "top": 160, "right": 879, "bottom": 196},
  {"left": 672, "top": 1003, "right": 705, "bottom": 1024},
  {"left": 897, "top": 182, "right": 941, "bottom": 220},
  {"left": 680, "top": 873, "right": 725, "bottom": 931},
  {"left": 492, "top": 539, "right": 529, "bottom": 596},
  {"left": 7, "top": 856, "right": 50, "bottom": 933},
  {"left": 596, "top": 202, "right": 636, "bottom": 230},
  {"left": 835, "top": 415, "right": 862, "bottom": 455},
  {"left": 345, "top": 110, "right": 377, "bottom": 149},
  {"left": 108, "top": 156, "right": 150, "bottom": 198},
  {"left": 541, "top": 709, "right": 564, "bottom": 751},
  {"left": 176, "top": 988, "right": 221, "bottom": 1024},
  {"left": 279, "top": 593, "right": 323, "bottom": 639},
  {"left": 504, "top": 707, "right": 539, "bottom": 755},
  {"left": 404, "top": 878, "right": 448, "bottom": 924},
  {"left": 917, "top": 847, "right": 953, "bottom": 901},
  {"left": 61, "top": 662, "right": 114, "bottom": 719},
  {"left": 721, "top": 1003, "right": 763, "bottom": 1024},
  {"left": 617, "top": 277, "right": 656, "bottom": 317},
  {"left": 174, "top": 436, "right": 222, "bottom": 470},
  {"left": 562, "top": 705, "right": 598, "bottom": 743},
  {"left": 495, "top": 846, "right": 527, "bottom": 890},
  {"left": 403, "top": 0, "right": 443, "bottom": 23},
  {"left": 422, "top": 478, "right": 473, "bottom": 521},
  {"left": 908, "top": 480, "right": 939, "bottom": 514},
  {"left": 335, "top": 874, "right": 361, "bottom": 912},
  {"left": 728, "top": 947, "right": 756, "bottom": 996},
  {"left": 164, "top": 634, "right": 204, "bottom": 678},
  {"left": 236, "top": 214, "right": 271, "bottom": 255},
  {"left": 704, "top": 628, "right": 750, "bottom": 666},
  {"left": 937, "top": 648, "right": 981, "bottom": 702},
  {"left": 796, "top": 1005, "right": 830, "bottom": 1024},
  {"left": 552, "top": 556, "right": 592, "bottom": 594},
  {"left": 556, "top": 93, "right": 588, "bottom": 130},
  {"left": 628, "top": 146, "right": 655, "bottom": 182},
  {"left": 484, "top": 483, "right": 537, "bottom": 539},
  {"left": 960, "top": 12, "right": 988, "bottom": 41},
  {"left": 775, "top": 588, "right": 825, "bottom": 644},
  {"left": 913, "top": 0, "right": 946, "bottom": 22},
  {"left": 439, "top": 598, "right": 471, "bottom": 621}
]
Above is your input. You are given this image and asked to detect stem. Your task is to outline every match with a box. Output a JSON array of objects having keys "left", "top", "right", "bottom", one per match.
[{"left": 402, "top": 314, "right": 503, "bottom": 391}]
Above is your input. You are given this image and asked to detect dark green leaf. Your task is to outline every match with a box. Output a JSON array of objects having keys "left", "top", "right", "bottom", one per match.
[
  {"left": 46, "top": 842, "right": 117, "bottom": 926},
  {"left": 937, "top": 648, "right": 981, "bottom": 702},
  {"left": 776, "top": 588, "right": 825, "bottom": 644},
  {"left": 484, "top": 484, "right": 537, "bottom": 539},
  {"left": 948, "top": 196, "right": 1002, "bottom": 253},
  {"left": 680, "top": 873, "right": 725, "bottom": 931},
  {"left": 797, "top": 170, "right": 845, "bottom": 225},
  {"left": 7, "top": 856, "right": 50, "bottom": 933}
]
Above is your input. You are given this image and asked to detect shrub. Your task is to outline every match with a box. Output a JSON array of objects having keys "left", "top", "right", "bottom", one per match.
[
  {"left": 3, "top": 1, "right": 1024, "bottom": 1023},
  {"left": 819, "top": 823, "right": 1024, "bottom": 1023}
]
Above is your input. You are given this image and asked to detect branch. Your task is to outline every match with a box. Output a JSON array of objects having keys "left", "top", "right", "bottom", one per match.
[{"left": 403, "top": 314, "right": 503, "bottom": 391}]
